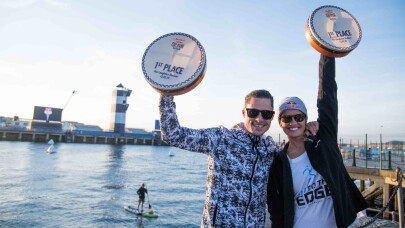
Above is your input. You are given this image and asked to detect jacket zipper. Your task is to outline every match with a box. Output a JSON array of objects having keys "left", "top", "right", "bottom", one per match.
[
  {"left": 243, "top": 147, "right": 260, "bottom": 228},
  {"left": 212, "top": 204, "right": 218, "bottom": 227}
]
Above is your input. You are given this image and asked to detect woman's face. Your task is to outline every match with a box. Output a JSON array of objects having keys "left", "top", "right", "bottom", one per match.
[{"left": 279, "top": 109, "right": 307, "bottom": 139}]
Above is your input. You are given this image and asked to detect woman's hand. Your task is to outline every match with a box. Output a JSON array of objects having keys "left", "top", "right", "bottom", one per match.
[{"left": 306, "top": 121, "right": 319, "bottom": 137}]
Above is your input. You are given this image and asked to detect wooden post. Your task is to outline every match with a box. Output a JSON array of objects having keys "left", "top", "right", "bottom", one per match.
[
  {"left": 388, "top": 151, "right": 392, "bottom": 170},
  {"left": 365, "top": 134, "right": 368, "bottom": 168},
  {"left": 397, "top": 168, "right": 404, "bottom": 228},
  {"left": 352, "top": 149, "right": 356, "bottom": 166},
  {"left": 383, "top": 184, "right": 390, "bottom": 219},
  {"left": 360, "top": 180, "right": 365, "bottom": 192}
]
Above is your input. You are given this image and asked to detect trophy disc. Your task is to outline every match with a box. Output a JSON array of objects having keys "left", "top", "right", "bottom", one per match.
[
  {"left": 305, "top": 5, "right": 362, "bottom": 57},
  {"left": 142, "top": 32, "right": 207, "bottom": 95}
]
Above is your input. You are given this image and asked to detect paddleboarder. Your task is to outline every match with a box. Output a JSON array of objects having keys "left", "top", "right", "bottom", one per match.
[{"left": 137, "top": 183, "right": 148, "bottom": 213}]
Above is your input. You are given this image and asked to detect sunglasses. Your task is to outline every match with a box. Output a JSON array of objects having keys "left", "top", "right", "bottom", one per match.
[
  {"left": 279, "top": 114, "right": 306, "bottom": 123},
  {"left": 245, "top": 108, "right": 275, "bottom": 120}
]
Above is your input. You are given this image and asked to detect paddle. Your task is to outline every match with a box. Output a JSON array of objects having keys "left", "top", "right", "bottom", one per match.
[{"left": 147, "top": 193, "right": 152, "bottom": 209}]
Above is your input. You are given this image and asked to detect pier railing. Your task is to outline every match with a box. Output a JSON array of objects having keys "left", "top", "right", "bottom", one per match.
[
  {"left": 342, "top": 148, "right": 405, "bottom": 226},
  {"left": 342, "top": 148, "right": 405, "bottom": 171}
]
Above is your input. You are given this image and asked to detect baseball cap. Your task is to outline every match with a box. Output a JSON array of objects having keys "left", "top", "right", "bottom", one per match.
[{"left": 278, "top": 97, "right": 307, "bottom": 117}]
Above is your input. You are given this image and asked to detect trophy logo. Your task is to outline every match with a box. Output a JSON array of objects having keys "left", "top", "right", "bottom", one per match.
[
  {"left": 44, "top": 107, "right": 52, "bottom": 123},
  {"left": 171, "top": 38, "right": 185, "bottom": 50}
]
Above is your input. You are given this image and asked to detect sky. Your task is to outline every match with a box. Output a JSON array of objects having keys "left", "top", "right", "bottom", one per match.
[{"left": 0, "top": 0, "right": 404, "bottom": 143}]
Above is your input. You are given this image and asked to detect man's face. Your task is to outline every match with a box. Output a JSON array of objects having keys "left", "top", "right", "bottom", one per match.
[{"left": 242, "top": 97, "right": 274, "bottom": 136}]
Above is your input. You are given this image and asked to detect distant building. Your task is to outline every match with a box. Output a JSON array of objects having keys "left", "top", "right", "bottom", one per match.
[
  {"left": 0, "top": 116, "right": 30, "bottom": 130},
  {"left": 109, "top": 83, "right": 132, "bottom": 134},
  {"left": 74, "top": 123, "right": 103, "bottom": 132},
  {"left": 1, "top": 83, "right": 162, "bottom": 140},
  {"left": 153, "top": 119, "right": 161, "bottom": 139},
  {"left": 126, "top": 128, "right": 149, "bottom": 134}
]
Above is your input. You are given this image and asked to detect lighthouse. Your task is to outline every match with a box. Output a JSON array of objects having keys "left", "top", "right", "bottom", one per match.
[{"left": 109, "top": 83, "right": 132, "bottom": 134}]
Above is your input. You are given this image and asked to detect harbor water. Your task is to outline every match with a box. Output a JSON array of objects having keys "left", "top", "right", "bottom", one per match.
[{"left": 0, "top": 141, "right": 207, "bottom": 227}]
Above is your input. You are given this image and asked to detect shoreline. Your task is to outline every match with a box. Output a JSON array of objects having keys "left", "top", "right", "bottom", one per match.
[{"left": 0, "top": 128, "right": 167, "bottom": 146}]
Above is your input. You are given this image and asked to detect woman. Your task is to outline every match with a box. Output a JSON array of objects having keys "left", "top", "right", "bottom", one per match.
[{"left": 267, "top": 55, "right": 368, "bottom": 228}]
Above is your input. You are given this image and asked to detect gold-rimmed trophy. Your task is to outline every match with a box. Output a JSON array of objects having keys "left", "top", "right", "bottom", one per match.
[
  {"left": 142, "top": 32, "right": 207, "bottom": 95},
  {"left": 305, "top": 5, "right": 362, "bottom": 57}
]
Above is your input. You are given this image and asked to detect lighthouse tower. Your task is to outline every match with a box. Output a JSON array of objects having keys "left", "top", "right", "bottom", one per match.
[{"left": 109, "top": 83, "right": 132, "bottom": 134}]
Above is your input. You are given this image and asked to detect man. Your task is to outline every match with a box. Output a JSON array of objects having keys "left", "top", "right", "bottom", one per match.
[
  {"left": 280, "top": 139, "right": 286, "bottom": 147},
  {"left": 159, "top": 90, "right": 279, "bottom": 227},
  {"left": 137, "top": 183, "right": 148, "bottom": 212}
]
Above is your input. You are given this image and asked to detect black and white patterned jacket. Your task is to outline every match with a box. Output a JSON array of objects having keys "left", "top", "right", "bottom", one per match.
[{"left": 159, "top": 95, "right": 279, "bottom": 228}]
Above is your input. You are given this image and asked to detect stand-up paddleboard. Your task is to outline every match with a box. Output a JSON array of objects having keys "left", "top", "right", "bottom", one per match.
[
  {"left": 305, "top": 5, "right": 362, "bottom": 57},
  {"left": 142, "top": 32, "right": 207, "bottom": 96},
  {"left": 124, "top": 205, "right": 142, "bottom": 215},
  {"left": 124, "top": 206, "right": 158, "bottom": 218}
]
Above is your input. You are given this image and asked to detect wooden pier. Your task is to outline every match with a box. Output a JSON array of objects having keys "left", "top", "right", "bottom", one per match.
[
  {"left": 0, "top": 129, "right": 166, "bottom": 146},
  {"left": 348, "top": 167, "right": 402, "bottom": 218}
]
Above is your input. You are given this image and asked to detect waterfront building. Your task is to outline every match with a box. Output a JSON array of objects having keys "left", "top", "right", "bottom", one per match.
[{"left": 109, "top": 83, "right": 132, "bottom": 134}]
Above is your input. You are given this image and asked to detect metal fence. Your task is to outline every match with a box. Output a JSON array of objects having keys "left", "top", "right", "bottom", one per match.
[{"left": 342, "top": 147, "right": 405, "bottom": 170}]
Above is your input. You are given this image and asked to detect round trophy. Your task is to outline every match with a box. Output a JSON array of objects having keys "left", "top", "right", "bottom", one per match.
[
  {"left": 305, "top": 5, "right": 362, "bottom": 57},
  {"left": 142, "top": 32, "right": 207, "bottom": 95}
]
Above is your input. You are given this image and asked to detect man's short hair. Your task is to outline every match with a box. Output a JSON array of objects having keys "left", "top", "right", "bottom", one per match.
[{"left": 244, "top": 89, "right": 274, "bottom": 109}]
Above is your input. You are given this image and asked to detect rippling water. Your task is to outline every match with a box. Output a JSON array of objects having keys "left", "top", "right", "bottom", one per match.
[{"left": 0, "top": 141, "right": 207, "bottom": 227}]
